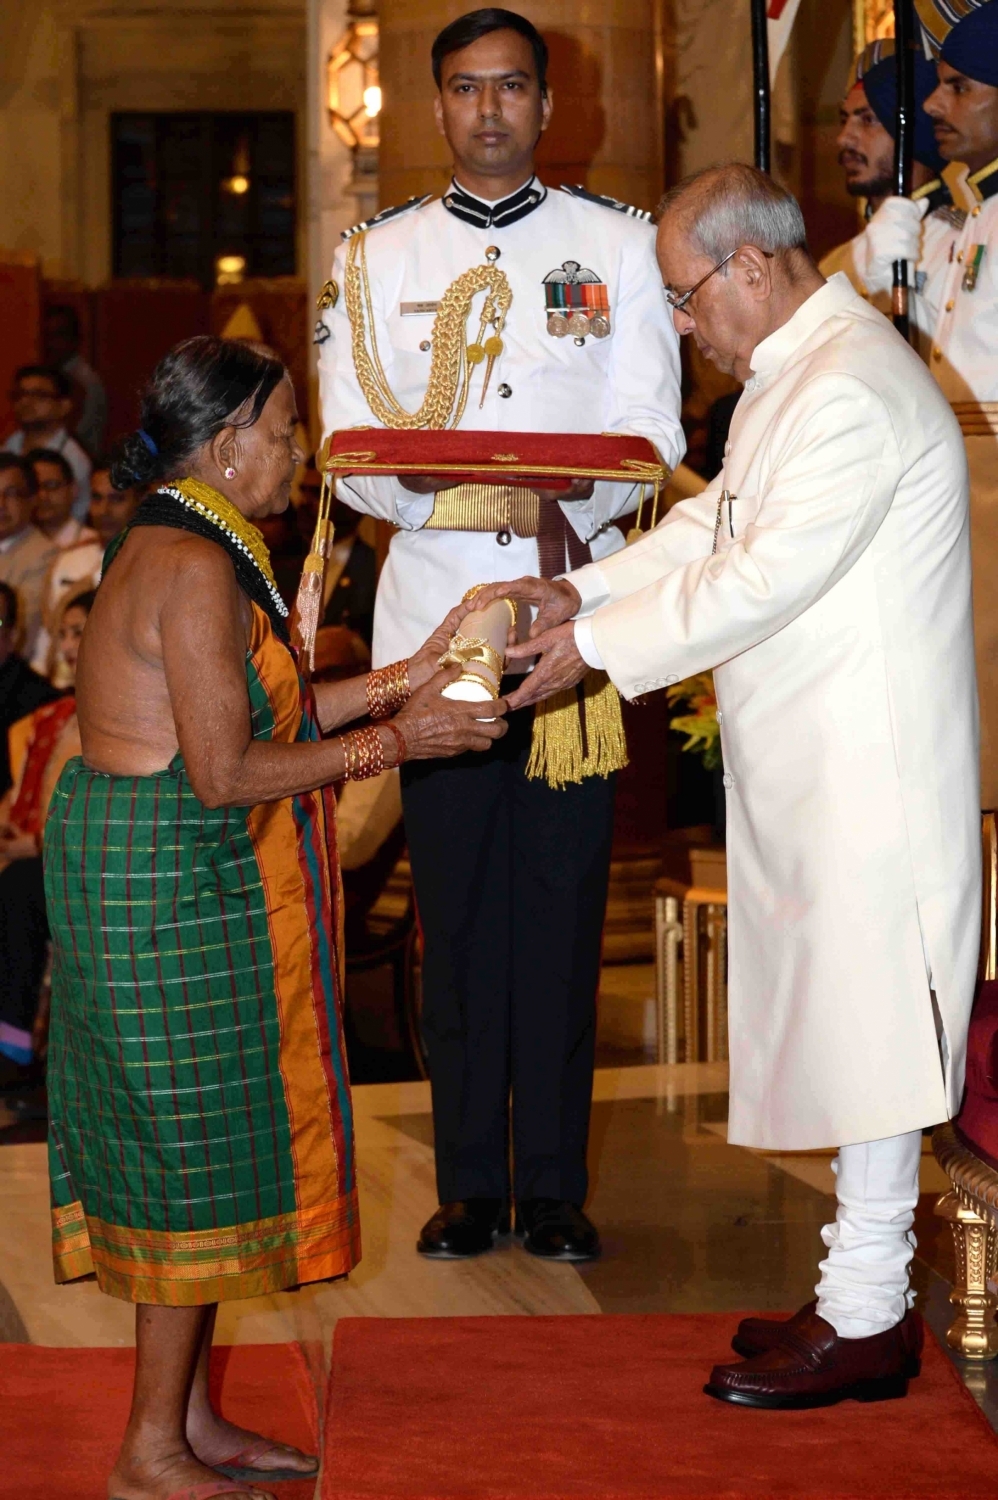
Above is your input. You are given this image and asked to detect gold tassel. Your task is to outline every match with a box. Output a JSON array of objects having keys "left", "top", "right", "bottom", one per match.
[
  {"left": 526, "top": 669, "right": 628, "bottom": 789},
  {"left": 291, "top": 469, "right": 334, "bottom": 675}
]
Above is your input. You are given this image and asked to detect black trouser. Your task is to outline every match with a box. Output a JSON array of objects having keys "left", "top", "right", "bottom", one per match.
[
  {"left": 401, "top": 694, "right": 616, "bottom": 1206},
  {"left": 0, "top": 855, "right": 48, "bottom": 1034}
]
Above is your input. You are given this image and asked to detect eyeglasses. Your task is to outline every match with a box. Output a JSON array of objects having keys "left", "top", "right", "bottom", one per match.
[
  {"left": 36, "top": 478, "right": 71, "bottom": 493},
  {"left": 664, "top": 248, "right": 774, "bottom": 311},
  {"left": 9, "top": 386, "right": 59, "bottom": 402}
]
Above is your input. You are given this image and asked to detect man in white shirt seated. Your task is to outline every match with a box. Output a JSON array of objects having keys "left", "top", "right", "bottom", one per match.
[
  {"left": 3, "top": 366, "right": 91, "bottom": 518},
  {"left": 471, "top": 162, "right": 979, "bottom": 1410},
  {"left": 26, "top": 448, "right": 96, "bottom": 551},
  {"left": 0, "top": 456, "right": 58, "bottom": 660},
  {"left": 26, "top": 450, "right": 104, "bottom": 677}
]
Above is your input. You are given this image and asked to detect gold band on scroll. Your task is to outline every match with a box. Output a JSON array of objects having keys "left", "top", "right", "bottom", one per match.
[{"left": 461, "top": 583, "right": 518, "bottom": 630}]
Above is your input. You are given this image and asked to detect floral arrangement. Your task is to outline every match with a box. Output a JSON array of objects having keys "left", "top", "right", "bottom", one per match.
[{"left": 666, "top": 671, "right": 721, "bottom": 770}]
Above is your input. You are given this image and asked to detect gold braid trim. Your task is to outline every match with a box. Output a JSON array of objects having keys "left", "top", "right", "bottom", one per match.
[
  {"left": 171, "top": 478, "right": 279, "bottom": 593},
  {"left": 526, "top": 670, "right": 628, "bottom": 789},
  {"left": 345, "top": 231, "right": 513, "bottom": 430}
]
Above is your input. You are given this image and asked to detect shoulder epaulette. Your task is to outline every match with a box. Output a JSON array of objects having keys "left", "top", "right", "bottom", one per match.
[
  {"left": 559, "top": 184, "right": 652, "bottom": 223},
  {"left": 341, "top": 194, "right": 434, "bottom": 242}
]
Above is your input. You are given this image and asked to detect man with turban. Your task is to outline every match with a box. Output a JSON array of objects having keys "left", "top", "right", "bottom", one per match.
[
  {"left": 821, "top": 40, "right": 964, "bottom": 356},
  {"left": 920, "top": 0, "right": 998, "bottom": 809}
]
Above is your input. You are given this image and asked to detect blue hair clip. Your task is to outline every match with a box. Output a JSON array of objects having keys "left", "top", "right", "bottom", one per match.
[{"left": 138, "top": 429, "right": 158, "bottom": 456}]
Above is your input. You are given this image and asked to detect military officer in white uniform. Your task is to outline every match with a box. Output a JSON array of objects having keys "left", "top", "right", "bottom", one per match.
[
  {"left": 820, "top": 40, "right": 964, "bottom": 357},
  {"left": 317, "top": 8, "right": 684, "bottom": 1261},
  {"left": 920, "top": 0, "right": 998, "bottom": 808},
  {"left": 470, "top": 163, "right": 978, "bottom": 1408}
]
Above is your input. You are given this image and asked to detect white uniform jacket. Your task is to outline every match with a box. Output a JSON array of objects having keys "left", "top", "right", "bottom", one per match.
[
  {"left": 920, "top": 159, "right": 998, "bottom": 806},
  {"left": 818, "top": 181, "right": 963, "bottom": 359},
  {"left": 569, "top": 274, "right": 980, "bottom": 1150},
  {"left": 317, "top": 180, "right": 685, "bottom": 666}
]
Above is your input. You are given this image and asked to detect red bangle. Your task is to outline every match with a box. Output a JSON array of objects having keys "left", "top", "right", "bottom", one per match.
[{"left": 384, "top": 720, "right": 407, "bottom": 767}]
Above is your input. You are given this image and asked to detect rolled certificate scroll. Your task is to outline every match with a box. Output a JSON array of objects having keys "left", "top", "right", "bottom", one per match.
[{"left": 438, "top": 593, "right": 517, "bottom": 704}]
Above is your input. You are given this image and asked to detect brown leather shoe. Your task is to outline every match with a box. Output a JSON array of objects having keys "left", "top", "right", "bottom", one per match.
[
  {"left": 705, "top": 1308, "right": 923, "bottom": 1410},
  {"left": 731, "top": 1299, "right": 817, "bottom": 1358}
]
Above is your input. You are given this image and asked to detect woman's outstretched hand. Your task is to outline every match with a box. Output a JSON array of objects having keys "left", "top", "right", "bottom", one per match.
[
  {"left": 392, "top": 667, "right": 508, "bottom": 760},
  {"left": 408, "top": 605, "right": 470, "bottom": 691}
]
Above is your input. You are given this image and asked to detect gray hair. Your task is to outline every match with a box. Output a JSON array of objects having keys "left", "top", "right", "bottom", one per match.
[{"left": 657, "top": 163, "right": 809, "bottom": 264}]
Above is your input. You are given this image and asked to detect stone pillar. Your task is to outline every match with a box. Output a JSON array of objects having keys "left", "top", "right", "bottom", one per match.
[{"left": 377, "top": 0, "right": 666, "bottom": 213}]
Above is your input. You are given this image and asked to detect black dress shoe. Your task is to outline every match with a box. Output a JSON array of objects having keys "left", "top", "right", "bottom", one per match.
[
  {"left": 416, "top": 1199, "right": 510, "bottom": 1258},
  {"left": 731, "top": 1299, "right": 818, "bottom": 1358},
  {"left": 515, "top": 1198, "right": 601, "bottom": 1261},
  {"left": 705, "top": 1309, "right": 923, "bottom": 1410}
]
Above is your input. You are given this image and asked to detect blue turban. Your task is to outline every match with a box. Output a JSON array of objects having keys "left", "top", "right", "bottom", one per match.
[
  {"left": 855, "top": 40, "right": 948, "bottom": 174},
  {"left": 940, "top": 2, "right": 998, "bottom": 87}
]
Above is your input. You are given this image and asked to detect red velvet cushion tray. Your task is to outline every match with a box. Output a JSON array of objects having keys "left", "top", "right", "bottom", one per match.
[{"left": 324, "top": 428, "right": 667, "bottom": 492}]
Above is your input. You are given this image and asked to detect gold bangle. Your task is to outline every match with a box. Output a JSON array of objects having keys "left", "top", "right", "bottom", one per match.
[
  {"left": 367, "top": 659, "right": 410, "bottom": 720},
  {"left": 341, "top": 725, "right": 386, "bottom": 781}
]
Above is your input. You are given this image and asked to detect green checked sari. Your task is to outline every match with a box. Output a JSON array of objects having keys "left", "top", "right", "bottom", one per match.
[{"left": 44, "top": 596, "right": 360, "bottom": 1305}]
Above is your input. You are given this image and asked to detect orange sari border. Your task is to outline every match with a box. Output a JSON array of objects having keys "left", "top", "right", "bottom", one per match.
[{"left": 52, "top": 1192, "right": 361, "bottom": 1306}]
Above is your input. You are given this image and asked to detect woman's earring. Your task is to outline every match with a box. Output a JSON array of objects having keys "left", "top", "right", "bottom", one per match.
[{"left": 224, "top": 467, "right": 236, "bottom": 479}]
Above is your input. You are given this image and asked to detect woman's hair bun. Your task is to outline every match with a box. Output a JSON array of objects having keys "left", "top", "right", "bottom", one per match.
[
  {"left": 110, "top": 430, "right": 163, "bottom": 491},
  {"left": 108, "top": 337, "right": 284, "bottom": 492}
]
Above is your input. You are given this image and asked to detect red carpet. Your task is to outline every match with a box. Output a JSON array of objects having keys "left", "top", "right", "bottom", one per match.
[
  {"left": 0, "top": 1342, "right": 319, "bottom": 1500},
  {"left": 321, "top": 1314, "right": 998, "bottom": 1498}
]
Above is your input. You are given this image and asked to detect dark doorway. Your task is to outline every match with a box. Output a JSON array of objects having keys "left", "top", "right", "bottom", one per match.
[{"left": 112, "top": 112, "right": 296, "bottom": 290}]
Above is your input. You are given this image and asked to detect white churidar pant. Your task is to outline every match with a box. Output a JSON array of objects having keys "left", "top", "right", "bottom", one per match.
[{"left": 815, "top": 1130, "right": 923, "bottom": 1339}]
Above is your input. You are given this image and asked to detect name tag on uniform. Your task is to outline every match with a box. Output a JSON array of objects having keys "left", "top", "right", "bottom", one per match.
[{"left": 400, "top": 301, "right": 440, "bottom": 317}]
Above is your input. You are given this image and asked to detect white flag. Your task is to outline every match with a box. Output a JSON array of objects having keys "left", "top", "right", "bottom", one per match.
[{"left": 767, "top": 0, "right": 804, "bottom": 85}]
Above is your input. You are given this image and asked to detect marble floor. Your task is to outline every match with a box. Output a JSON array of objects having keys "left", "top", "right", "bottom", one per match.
[{"left": 3, "top": 964, "right": 997, "bottom": 1458}]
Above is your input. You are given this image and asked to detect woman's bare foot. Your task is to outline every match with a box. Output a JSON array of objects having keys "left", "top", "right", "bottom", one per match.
[
  {"left": 187, "top": 1410, "right": 318, "bottom": 1478},
  {"left": 108, "top": 1432, "right": 273, "bottom": 1499}
]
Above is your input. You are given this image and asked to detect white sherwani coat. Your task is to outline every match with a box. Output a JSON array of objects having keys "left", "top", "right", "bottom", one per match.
[{"left": 569, "top": 274, "right": 981, "bottom": 1149}]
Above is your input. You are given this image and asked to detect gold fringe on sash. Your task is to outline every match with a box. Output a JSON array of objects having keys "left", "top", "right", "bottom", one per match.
[
  {"left": 291, "top": 467, "right": 335, "bottom": 674},
  {"left": 526, "top": 669, "right": 628, "bottom": 789}
]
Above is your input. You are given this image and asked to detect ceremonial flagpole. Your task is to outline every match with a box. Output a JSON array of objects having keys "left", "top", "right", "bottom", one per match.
[
  {"left": 892, "top": 0, "right": 916, "bottom": 339},
  {"left": 751, "top": 0, "right": 772, "bottom": 171}
]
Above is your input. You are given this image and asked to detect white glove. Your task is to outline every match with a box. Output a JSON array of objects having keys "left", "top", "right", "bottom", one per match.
[{"left": 851, "top": 195, "right": 926, "bottom": 294}]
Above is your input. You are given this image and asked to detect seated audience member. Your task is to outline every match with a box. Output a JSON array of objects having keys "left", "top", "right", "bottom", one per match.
[
  {"left": 27, "top": 448, "right": 96, "bottom": 548},
  {"left": 0, "top": 581, "right": 59, "bottom": 798},
  {"left": 0, "top": 456, "right": 58, "bottom": 659},
  {"left": 3, "top": 366, "right": 91, "bottom": 516},
  {"left": 43, "top": 304, "right": 108, "bottom": 461},
  {"left": 88, "top": 466, "right": 142, "bottom": 549},
  {"left": 0, "top": 587, "right": 93, "bottom": 1091},
  {"left": 29, "top": 458, "right": 126, "bottom": 677}
]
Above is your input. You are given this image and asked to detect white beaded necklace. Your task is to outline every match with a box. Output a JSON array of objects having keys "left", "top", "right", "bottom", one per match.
[{"left": 159, "top": 484, "right": 289, "bottom": 619}]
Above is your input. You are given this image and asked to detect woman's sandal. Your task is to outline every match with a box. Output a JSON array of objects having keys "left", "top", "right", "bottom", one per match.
[{"left": 214, "top": 1437, "right": 319, "bottom": 1484}]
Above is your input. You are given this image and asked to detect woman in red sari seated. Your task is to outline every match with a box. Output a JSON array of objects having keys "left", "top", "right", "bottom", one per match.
[{"left": 0, "top": 585, "right": 94, "bottom": 1091}]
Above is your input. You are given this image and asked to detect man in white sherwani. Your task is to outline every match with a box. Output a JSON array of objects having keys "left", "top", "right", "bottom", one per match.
[{"left": 470, "top": 163, "right": 980, "bottom": 1409}]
